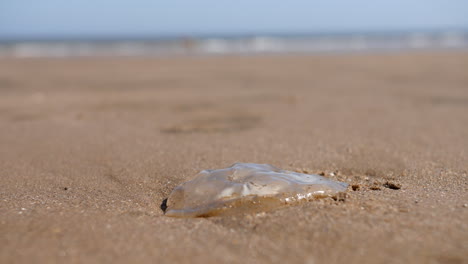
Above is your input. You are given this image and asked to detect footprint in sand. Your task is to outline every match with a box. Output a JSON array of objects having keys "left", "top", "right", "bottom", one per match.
[{"left": 162, "top": 113, "right": 261, "bottom": 134}]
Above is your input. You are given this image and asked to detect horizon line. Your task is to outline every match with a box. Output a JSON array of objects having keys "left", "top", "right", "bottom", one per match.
[{"left": 1, "top": 27, "right": 467, "bottom": 43}]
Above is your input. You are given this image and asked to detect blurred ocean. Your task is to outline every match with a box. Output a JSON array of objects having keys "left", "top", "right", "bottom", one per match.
[{"left": 1, "top": 31, "right": 467, "bottom": 57}]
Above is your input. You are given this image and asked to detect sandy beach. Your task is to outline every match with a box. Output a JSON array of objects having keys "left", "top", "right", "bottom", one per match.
[{"left": 1, "top": 52, "right": 467, "bottom": 263}]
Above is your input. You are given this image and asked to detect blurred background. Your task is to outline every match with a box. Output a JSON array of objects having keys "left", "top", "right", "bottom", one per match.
[{"left": 1, "top": 0, "right": 468, "bottom": 57}]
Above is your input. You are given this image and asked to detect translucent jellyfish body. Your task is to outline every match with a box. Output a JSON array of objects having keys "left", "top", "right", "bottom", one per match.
[{"left": 165, "top": 163, "right": 348, "bottom": 217}]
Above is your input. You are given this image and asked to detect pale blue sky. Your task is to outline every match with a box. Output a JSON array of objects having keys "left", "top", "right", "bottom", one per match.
[{"left": 1, "top": 0, "right": 467, "bottom": 39}]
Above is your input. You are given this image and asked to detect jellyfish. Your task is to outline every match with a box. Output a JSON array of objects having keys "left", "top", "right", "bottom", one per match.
[{"left": 164, "top": 163, "right": 348, "bottom": 217}]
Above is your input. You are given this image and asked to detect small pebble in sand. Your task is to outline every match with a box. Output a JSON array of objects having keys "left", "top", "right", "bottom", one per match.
[
  {"left": 164, "top": 163, "right": 348, "bottom": 217},
  {"left": 383, "top": 181, "right": 401, "bottom": 190}
]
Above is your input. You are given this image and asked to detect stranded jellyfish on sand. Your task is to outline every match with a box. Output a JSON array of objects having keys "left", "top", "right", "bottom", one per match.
[{"left": 164, "top": 163, "right": 348, "bottom": 217}]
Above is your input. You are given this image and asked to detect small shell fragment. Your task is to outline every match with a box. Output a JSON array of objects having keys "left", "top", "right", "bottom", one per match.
[{"left": 165, "top": 163, "right": 348, "bottom": 217}]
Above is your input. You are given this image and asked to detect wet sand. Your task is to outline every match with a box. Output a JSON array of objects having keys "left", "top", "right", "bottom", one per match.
[{"left": 1, "top": 52, "right": 467, "bottom": 263}]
